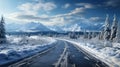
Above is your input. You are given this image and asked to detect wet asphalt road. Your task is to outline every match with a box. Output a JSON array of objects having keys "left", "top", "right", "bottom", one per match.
[{"left": 6, "top": 40, "right": 109, "bottom": 67}]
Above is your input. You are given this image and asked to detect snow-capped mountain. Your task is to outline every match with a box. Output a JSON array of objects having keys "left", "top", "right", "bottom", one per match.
[
  {"left": 48, "top": 22, "right": 103, "bottom": 32},
  {"left": 6, "top": 21, "right": 103, "bottom": 32},
  {"left": 6, "top": 22, "right": 51, "bottom": 32},
  {"left": 48, "top": 23, "right": 83, "bottom": 32},
  {"left": 63, "top": 24, "right": 82, "bottom": 32},
  {"left": 21, "top": 22, "right": 51, "bottom": 32},
  {"left": 48, "top": 26, "right": 64, "bottom": 33}
]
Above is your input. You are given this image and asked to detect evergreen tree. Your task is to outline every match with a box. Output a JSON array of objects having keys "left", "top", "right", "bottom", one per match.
[
  {"left": 0, "top": 16, "right": 6, "bottom": 43},
  {"left": 99, "top": 30, "right": 104, "bottom": 40},
  {"left": 110, "top": 14, "right": 118, "bottom": 41},
  {"left": 103, "top": 14, "right": 111, "bottom": 40},
  {"left": 83, "top": 29, "right": 88, "bottom": 38},
  {"left": 116, "top": 21, "right": 120, "bottom": 42},
  {"left": 92, "top": 32, "right": 96, "bottom": 38},
  {"left": 88, "top": 32, "right": 92, "bottom": 39}
]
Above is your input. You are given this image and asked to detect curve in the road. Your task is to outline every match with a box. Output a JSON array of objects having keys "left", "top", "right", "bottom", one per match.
[{"left": 7, "top": 40, "right": 109, "bottom": 67}]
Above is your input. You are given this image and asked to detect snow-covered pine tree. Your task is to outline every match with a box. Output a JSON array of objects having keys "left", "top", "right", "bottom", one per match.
[
  {"left": 0, "top": 16, "right": 6, "bottom": 44},
  {"left": 88, "top": 32, "right": 92, "bottom": 39},
  {"left": 116, "top": 20, "right": 120, "bottom": 42},
  {"left": 103, "top": 14, "right": 111, "bottom": 41},
  {"left": 99, "top": 29, "right": 104, "bottom": 40},
  {"left": 92, "top": 32, "right": 96, "bottom": 38},
  {"left": 83, "top": 29, "right": 88, "bottom": 38},
  {"left": 110, "top": 14, "right": 118, "bottom": 41}
]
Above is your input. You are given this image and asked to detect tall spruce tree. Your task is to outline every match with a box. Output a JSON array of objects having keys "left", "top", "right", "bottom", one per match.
[
  {"left": 104, "top": 14, "right": 111, "bottom": 40},
  {"left": 110, "top": 14, "right": 118, "bottom": 41},
  {"left": 0, "top": 16, "right": 6, "bottom": 43},
  {"left": 99, "top": 29, "right": 104, "bottom": 40},
  {"left": 116, "top": 21, "right": 120, "bottom": 42}
]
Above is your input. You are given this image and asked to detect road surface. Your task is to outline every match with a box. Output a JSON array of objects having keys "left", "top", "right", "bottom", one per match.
[{"left": 6, "top": 40, "right": 108, "bottom": 67}]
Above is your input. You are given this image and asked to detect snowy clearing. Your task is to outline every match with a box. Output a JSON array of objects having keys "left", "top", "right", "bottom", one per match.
[
  {"left": 0, "top": 35, "right": 56, "bottom": 65},
  {"left": 57, "top": 37, "right": 120, "bottom": 67}
]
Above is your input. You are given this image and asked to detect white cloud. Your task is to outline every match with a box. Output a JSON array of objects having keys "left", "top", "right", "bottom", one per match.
[
  {"left": 17, "top": 3, "right": 37, "bottom": 15},
  {"left": 55, "top": 3, "right": 95, "bottom": 17},
  {"left": 62, "top": 3, "right": 70, "bottom": 9},
  {"left": 60, "top": 3, "right": 95, "bottom": 16},
  {"left": 54, "top": 7, "right": 85, "bottom": 18},
  {"left": 76, "top": 3, "right": 95, "bottom": 8},
  {"left": 7, "top": 10, "right": 103, "bottom": 26},
  {"left": 18, "top": 3, "right": 32, "bottom": 11},
  {"left": 88, "top": 16, "right": 104, "bottom": 23},
  {"left": 7, "top": 12, "right": 37, "bottom": 22},
  {"left": 33, "top": 2, "right": 57, "bottom": 11},
  {"left": 69, "top": 7, "right": 85, "bottom": 15},
  {"left": 89, "top": 17, "right": 100, "bottom": 21},
  {"left": 7, "top": 1, "right": 57, "bottom": 25},
  {"left": 43, "top": 2, "right": 57, "bottom": 11},
  {"left": 17, "top": 2, "right": 56, "bottom": 15},
  {"left": 7, "top": 12, "right": 66, "bottom": 26},
  {"left": 8, "top": 1, "right": 103, "bottom": 26}
]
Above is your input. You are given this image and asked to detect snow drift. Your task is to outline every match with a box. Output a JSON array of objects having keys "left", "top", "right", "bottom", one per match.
[{"left": 0, "top": 35, "right": 56, "bottom": 65}]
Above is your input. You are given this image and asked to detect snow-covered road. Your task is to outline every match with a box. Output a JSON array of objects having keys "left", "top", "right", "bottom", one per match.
[{"left": 8, "top": 40, "right": 108, "bottom": 67}]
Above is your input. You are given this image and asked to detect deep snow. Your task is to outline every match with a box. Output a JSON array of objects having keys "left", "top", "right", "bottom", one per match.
[{"left": 0, "top": 35, "right": 56, "bottom": 65}]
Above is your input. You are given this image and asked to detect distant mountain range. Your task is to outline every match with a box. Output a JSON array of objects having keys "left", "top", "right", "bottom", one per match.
[
  {"left": 6, "top": 22, "right": 51, "bottom": 32},
  {"left": 48, "top": 22, "right": 103, "bottom": 32},
  {"left": 5, "top": 22, "right": 104, "bottom": 32}
]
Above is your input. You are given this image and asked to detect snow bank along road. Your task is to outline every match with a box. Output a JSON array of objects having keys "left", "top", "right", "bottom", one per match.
[{"left": 5, "top": 40, "right": 108, "bottom": 67}]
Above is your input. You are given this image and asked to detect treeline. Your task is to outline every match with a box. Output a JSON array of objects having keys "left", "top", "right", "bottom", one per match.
[{"left": 99, "top": 14, "right": 119, "bottom": 42}]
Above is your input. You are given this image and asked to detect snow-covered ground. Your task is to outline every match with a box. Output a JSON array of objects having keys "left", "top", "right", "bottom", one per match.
[
  {"left": 0, "top": 35, "right": 56, "bottom": 65},
  {"left": 57, "top": 37, "right": 120, "bottom": 67},
  {"left": 1, "top": 35, "right": 119, "bottom": 66}
]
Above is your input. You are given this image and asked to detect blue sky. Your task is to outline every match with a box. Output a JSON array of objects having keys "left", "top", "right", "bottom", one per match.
[{"left": 0, "top": 0, "right": 120, "bottom": 26}]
